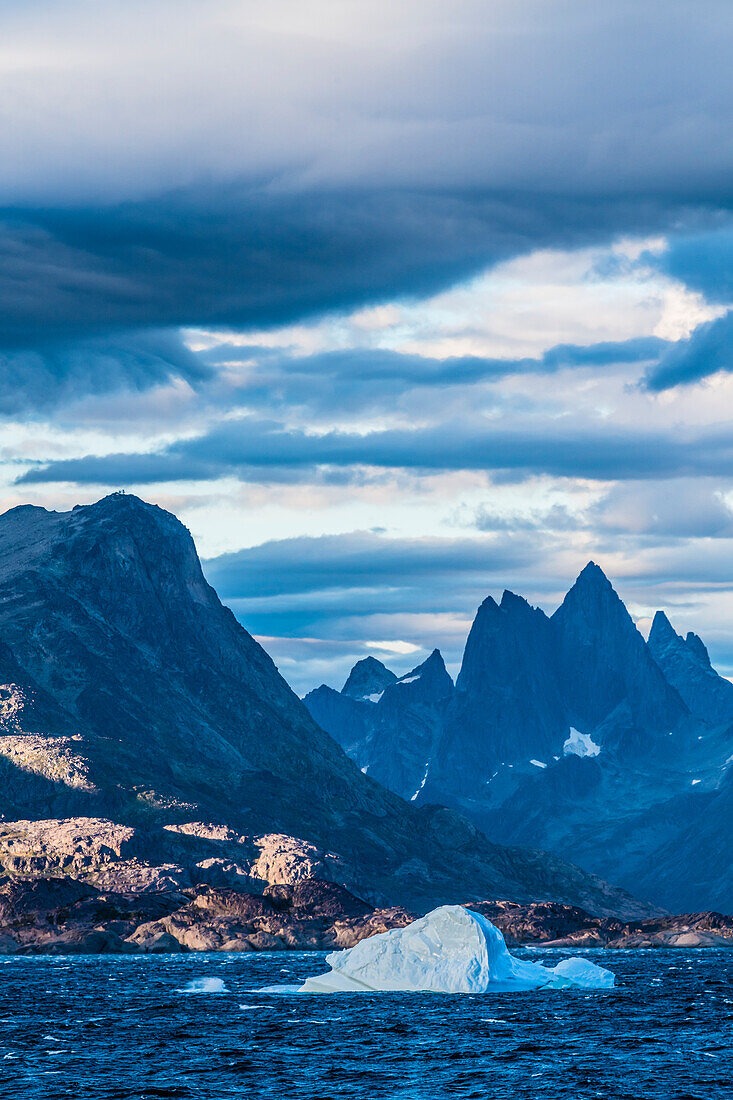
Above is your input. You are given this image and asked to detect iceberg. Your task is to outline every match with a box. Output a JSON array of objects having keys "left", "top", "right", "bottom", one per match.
[{"left": 300, "top": 905, "right": 614, "bottom": 993}]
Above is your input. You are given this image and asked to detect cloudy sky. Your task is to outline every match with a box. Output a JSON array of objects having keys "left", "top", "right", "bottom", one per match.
[{"left": 4, "top": 1, "right": 733, "bottom": 691}]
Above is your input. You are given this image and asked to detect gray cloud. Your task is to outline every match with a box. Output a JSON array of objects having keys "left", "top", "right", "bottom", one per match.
[
  {"left": 0, "top": 194, "right": 682, "bottom": 353},
  {"left": 590, "top": 480, "right": 733, "bottom": 539},
  {"left": 205, "top": 530, "right": 536, "bottom": 600},
  {"left": 3, "top": 3, "right": 733, "bottom": 204},
  {"left": 645, "top": 310, "right": 733, "bottom": 390},
  {"left": 648, "top": 228, "right": 733, "bottom": 305},
  {"left": 468, "top": 482, "right": 733, "bottom": 542},
  {"left": 20, "top": 414, "right": 733, "bottom": 487},
  {"left": 206, "top": 336, "right": 668, "bottom": 418},
  {"left": 0, "top": 330, "right": 208, "bottom": 415},
  {"left": 0, "top": 2, "right": 731, "bottom": 360}
]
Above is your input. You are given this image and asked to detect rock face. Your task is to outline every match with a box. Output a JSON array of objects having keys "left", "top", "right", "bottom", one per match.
[
  {"left": 0, "top": 878, "right": 726, "bottom": 955},
  {"left": 310, "top": 561, "right": 733, "bottom": 913},
  {"left": 429, "top": 592, "right": 567, "bottom": 806},
  {"left": 468, "top": 900, "right": 733, "bottom": 949},
  {"left": 0, "top": 874, "right": 413, "bottom": 954},
  {"left": 305, "top": 649, "right": 455, "bottom": 802},
  {"left": 551, "top": 563, "right": 685, "bottom": 746},
  {"left": 341, "top": 657, "right": 397, "bottom": 700},
  {"left": 648, "top": 610, "right": 733, "bottom": 727},
  {"left": 0, "top": 494, "right": 645, "bottom": 919}
]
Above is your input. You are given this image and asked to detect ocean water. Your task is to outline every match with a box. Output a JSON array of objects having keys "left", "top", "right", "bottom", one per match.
[{"left": 0, "top": 948, "right": 731, "bottom": 1099}]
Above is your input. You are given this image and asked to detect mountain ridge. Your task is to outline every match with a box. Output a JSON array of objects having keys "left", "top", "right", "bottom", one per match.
[
  {"left": 307, "top": 561, "right": 733, "bottom": 911},
  {"left": 0, "top": 493, "right": 645, "bottom": 918}
]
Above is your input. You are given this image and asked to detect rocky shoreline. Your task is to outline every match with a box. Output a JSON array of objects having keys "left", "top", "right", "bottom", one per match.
[
  {"left": 469, "top": 900, "right": 733, "bottom": 949},
  {"left": 0, "top": 876, "right": 413, "bottom": 954},
  {"left": 0, "top": 878, "right": 731, "bottom": 955}
]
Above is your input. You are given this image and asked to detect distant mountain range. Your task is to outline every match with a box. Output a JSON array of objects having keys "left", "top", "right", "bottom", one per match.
[
  {"left": 0, "top": 493, "right": 641, "bottom": 919},
  {"left": 305, "top": 563, "right": 733, "bottom": 912}
]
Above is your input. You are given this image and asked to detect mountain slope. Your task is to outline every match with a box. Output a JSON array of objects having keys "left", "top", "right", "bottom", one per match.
[
  {"left": 427, "top": 591, "right": 568, "bottom": 809},
  {"left": 342, "top": 656, "right": 397, "bottom": 700},
  {"left": 0, "top": 493, "right": 643, "bottom": 917},
  {"left": 648, "top": 610, "right": 733, "bottom": 727},
  {"left": 551, "top": 563, "right": 687, "bottom": 749},
  {"left": 305, "top": 650, "right": 454, "bottom": 802},
  {"left": 308, "top": 561, "right": 733, "bottom": 910}
]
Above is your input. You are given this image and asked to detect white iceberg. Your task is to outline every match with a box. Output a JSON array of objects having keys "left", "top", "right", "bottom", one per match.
[{"left": 300, "top": 905, "right": 614, "bottom": 993}]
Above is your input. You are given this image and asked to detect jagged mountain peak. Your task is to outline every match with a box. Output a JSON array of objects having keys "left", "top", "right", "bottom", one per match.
[
  {"left": 648, "top": 611, "right": 715, "bottom": 674},
  {"left": 649, "top": 612, "right": 715, "bottom": 669},
  {"left": 341, "top": 656, "right": 397, "bottom": 700},
  {"left": 685, "top": 631, "right": 712, "bottom": 668},
  {"left": 407, "top": 648, "right": 449, "bottom": 676},
  {"left": 648, "top": 609, "right": 678, "bottom": 647},
  {"left": 499, "top": 589, "right": 531, "bottom": 612},
  {"left": 556, "top": 562, "right": 619, "bottom": 617},
  {"left": 389, "top": 649, "right": 454, "bottom": 701},
  {"left": 648, "top": 611, "right": 733, "bottom": 725},
  {"left": 475, "top": 593, "right": 501, "bottom": 616},
  {"left": 551, "top": 563, "right": 685, "bottom": 740},
  {"left": 576, "top": 560, "right": 612, "bottom": 586},
  {"left": 553, "top": 560, "right": 641, "bottom": 638}
]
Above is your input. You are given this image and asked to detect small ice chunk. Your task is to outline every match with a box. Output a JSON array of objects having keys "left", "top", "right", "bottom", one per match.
[
  {"left": 363, "top": 691, "right": 384, "bottom": 703},
  {"left": 530, "top": 759, "right": 547, "bottom": 769},
  {"left": 691, "top": 779, "right": 701, "bottom": 786},
  {"left": 179, "top": 977, "right": 228, "bottom": 994},
  {"left": 563, "top": 728, "right": 601, "bottom": 758},
  {"left": 299, "top": 905, "right": 615, "bottom": 994},
  {"left": 551, "top": 957, "right": 615, "bottom": 990}
]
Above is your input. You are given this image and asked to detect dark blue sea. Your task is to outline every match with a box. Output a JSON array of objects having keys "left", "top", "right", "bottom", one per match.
[{"left": 0, "top": 948, "right": 731, "bottom": 1099}]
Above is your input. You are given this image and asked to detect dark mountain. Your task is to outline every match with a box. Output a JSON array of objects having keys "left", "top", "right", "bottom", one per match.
[
  {"left": 551, "top": 563, "right": 687, "bottom": 749},
  {"left": 648, "top": 610, "right": 733, "bottom": 727},
  {"left": 310, "top": 561, "right": 733, "bottom": 911},
  {"left": 426, "top": 591, "right": 567, "bottom": 809},
  {"left": 300, "top": 684, "right": 373, "bottom": 759},
  {"left": 359, "top": 649, "right": 454, "bottom": 800},
  {"left": 0, "top": 493, "right": 642, "bottom": 917},
  {"left": 305, "top": 649, "right": 454, "bottom": 802},
  {"left": 341, "top": 657, "right": 397, "bottom": 700}
]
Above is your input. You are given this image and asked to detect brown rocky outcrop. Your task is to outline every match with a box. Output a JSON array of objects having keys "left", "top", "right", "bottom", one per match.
[
  {"left": 467, "top": 900, "right": 733, "bottom": 948},
  {"left": 0, "top": 875, "right": 412, "bottom": 954},
  {"left": 0, "top": 878, "right": 729, "bottom": 954}
]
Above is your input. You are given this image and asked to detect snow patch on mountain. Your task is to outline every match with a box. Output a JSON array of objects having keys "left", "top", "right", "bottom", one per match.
[
  {"left": 563, "top": 728, "right": 601, "bottom": 758},
  {"left": 411, "top": 760, "right": 431, "bottom": 801}
]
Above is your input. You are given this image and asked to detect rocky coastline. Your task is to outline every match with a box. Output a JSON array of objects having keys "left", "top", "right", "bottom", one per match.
[{"left": 0, "top": 879, "right": 731, "bottom": 955}]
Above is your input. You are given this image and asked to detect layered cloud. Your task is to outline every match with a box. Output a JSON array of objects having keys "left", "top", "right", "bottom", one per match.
[
  {"left": 646, "top": 311, "right": 733, "bottom": 390},
  {"left": 0, "top": 1, "right": 732, "bottom": 363},
  {"left": 0, "top": 330, "right": 208, "bottom": 415},
  {"left": 19, "top": 413, "right": 733, "bottom": 488},
  {"left": 4, "top": 2, "right": 733, "bottom": 689}
]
